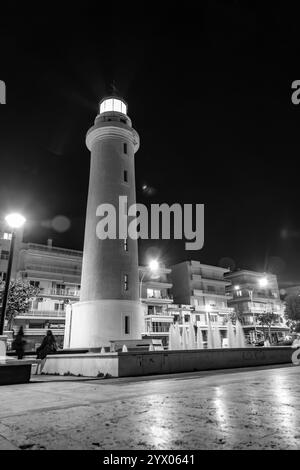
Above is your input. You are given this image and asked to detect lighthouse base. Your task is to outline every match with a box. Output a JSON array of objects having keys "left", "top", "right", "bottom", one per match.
[{"left": 63, "top": 299, "right": 144, "bottom": 349}]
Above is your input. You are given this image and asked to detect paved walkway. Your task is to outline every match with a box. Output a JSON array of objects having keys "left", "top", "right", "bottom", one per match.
[{"left": 0, "top": 364, "right": 299, "bottom": 450}]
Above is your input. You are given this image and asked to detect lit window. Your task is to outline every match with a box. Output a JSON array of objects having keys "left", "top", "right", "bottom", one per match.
[
  {"left": 124, "top": 274, "right": 129, "bottom": 291},
  {"left": 3, "top": 232, "right": 12, "bottom": 240},
  {"left": 124, "top": 315, "right": 130, "bottom": 334},
  {"left": 237, "top": 290, "right": 242, "bottom": 297},
  {"left": 123, "top": 170, "right": 128, "bottom": 183},
  {"left": 123, "top": 238, "right": 128, "bottom": 252},
  {"left": 147, "top": 288, "right": 161, "bottom": 299}
]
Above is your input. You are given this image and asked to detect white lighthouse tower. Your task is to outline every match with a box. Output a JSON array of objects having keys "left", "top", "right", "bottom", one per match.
[{"left": 64, "top": 96, "right": 143, "bottom": 348}]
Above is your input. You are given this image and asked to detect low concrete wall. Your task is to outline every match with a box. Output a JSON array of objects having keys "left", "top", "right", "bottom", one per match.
[
  {"left": 43, "top": 353, "right": 119, "bottom": 377},
  {"left": 42, "top": 347, "right": 295, "bottom": 378},
  {"left": 118, "top": 347, "right": 294, "bottom": 377}
]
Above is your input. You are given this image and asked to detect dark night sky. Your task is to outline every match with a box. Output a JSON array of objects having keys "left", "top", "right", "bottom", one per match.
[{"left": 1, "top": 3, "right": 300, "bottom": 284}]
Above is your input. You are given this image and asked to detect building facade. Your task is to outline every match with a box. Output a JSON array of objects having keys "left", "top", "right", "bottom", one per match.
[
  {"left": 171, "top": 260, "right": 235, "bottom": 345},
  {"left": 1, "top": 221, "right": 82, "bottom": 350},
  {"left": 225, "top": 270, "right": 289, "bottom": 342},
  {"left": 139, "top": 264, "right": 173, "bottom": 347}
]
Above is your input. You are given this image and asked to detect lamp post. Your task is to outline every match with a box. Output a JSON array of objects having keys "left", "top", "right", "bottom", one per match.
[
  {"left": 139, "top": 259, "right": 159, "bottom": 300},
  {"left": 258, "top": 275, "right": 269, "bottom": 342},
  {"left": 247, "top": 289, "right": 256, "bottom": 342},
  {"left": 0, "top": 213, "right": 26, "bottom": 335}
]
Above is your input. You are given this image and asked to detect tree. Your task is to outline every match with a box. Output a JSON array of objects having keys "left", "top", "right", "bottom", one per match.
[
  {"left": 285, "top": 294, "right": 300, "bottom": 322},
  {"left": 256, "top": 312, "right": 279, "bottom": 343},
  {"left": 1, "top": 279, "right": 40, "bottom": 330}
]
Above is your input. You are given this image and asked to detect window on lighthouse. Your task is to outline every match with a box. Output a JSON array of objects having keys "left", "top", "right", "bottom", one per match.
[
  {"left": 123, "top": 170, "right": 128, "bottom": 183},
  {"left": 124, "top": 274, "right": 129, "bottom": 291},
  {"left": 124, "top": 315, "right": 130, "bottom": 334},
  {"left": 123, "top": 143, "right": 127, "bottom": 154},
  {"left": 99, "top": 98, "right": 127, "bottom": 115}
]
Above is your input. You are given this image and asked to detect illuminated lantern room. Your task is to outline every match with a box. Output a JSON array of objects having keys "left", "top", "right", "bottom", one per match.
[{"left": 99, "top": 97, "right": 127, "bottom": 115}]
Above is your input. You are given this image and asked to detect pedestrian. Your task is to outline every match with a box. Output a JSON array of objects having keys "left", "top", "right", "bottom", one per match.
[
  {"left": 12, "top": 326, "right": 26, "bottom": 359},
  {"left": 36, "top": 330, "right": 57, "bottom": 374}
]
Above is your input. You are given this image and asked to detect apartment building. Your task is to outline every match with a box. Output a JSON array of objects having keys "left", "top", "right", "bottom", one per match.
[
  {"left": 139, "top": 264, "right": 174, "bottom": 347},
  {"left": 225, "top": 270, "right": 288, "bottom": 342},
  {"left": 0, "top": 221, "right": 82, "bottom": 350},
  {"left": 171, "top": 260, "right": 235, "bottom": 344}
]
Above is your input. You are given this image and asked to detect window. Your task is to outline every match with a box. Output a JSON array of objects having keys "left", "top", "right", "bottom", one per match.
[
  {"left": 147, "top": 288, "right": 161, "bottom": 299},
  {"left": 207, "top": 285, "right": 215, "bottom": 292},
  {"left": 123, "top": 238, "right": 128, "bottom": 252},
  {"left": 236, "top": 289, "right": 242, "bottom": 297},
  {"left": 123, "top": 143, "right": 127, "bottom": 154},
  {"left": 0, "top": 272, "right": 6, "bottom": 281},
  {"left": 30, "top": 281, "right": 40, "bottom": 288},
  {"left": 124, "top": 315, "right": 130, "bottom": 334},
  {"left": 54, "top": 303, "right": 59, "bottom": 311},
  {"left": 123, "top": 170, "right": 128, "bottom": 183},
  {"left": 0, "top": 250, "right": 9, "bottom": 260},
  {"left": 3, "top": 232, "right": 12, "bottom": 240},
  {"left": 124, "top": 274, "right": 129, "bottom": 291}
]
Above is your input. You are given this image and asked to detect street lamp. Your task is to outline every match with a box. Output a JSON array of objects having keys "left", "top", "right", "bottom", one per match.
[
  {"left": 0, "top": 213, "right": 26, "bottom": 335},
  {"left": 139, "top": 259, "right": 159, "bottom": 300},
  {"left": 258, "top": 276, "right": 268, "bottom": 288}
]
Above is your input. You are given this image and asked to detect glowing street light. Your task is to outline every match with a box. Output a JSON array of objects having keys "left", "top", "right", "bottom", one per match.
[
  {"left": 234, "top": 285, "right": 240, "bottom": 291},
  {"left": 258, "top": 276, "right": 268, "bottom": 288},
  {"left": 149, "top": 259, "right": 159, "bottom": 272},
  {"left": 139, "top": 259, "right": 160, "bottom": 300},
  {"left": 0, "top": 213, "right": 26, "bottom": 335},
  {"left": 5, "top": 213, "right": 26, "bottom": 229}
]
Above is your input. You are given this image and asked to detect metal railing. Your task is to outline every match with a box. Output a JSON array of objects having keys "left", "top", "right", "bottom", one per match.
[
  {"left": 40, "top": 288, "right": 80, "bottom": 297},
  {"left": 15, "top": 310, "right": 66, "bottom": 318},
  {"left": 27, "top": 243, "right": 83, "bottom": 258}
]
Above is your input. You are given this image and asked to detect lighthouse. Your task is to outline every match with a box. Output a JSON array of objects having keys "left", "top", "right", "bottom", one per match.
[{"left": 64, "top": 96, "right": 143, "bottom": 348}]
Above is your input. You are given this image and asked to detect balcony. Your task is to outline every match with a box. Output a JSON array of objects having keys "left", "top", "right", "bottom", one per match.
[
  {"left": 142, "top": 295, "right": 173, "bottom": 304},
  {"left": 143, "top": 326, "right": 171, "bottom": 334},
  {"left": 14, "top": 310, "right": 66, "bottom": 319},
  {"left": 25, "top": 265, "right": 81, "bottom": 276},
  {"left": 27, "top": 243, "right": 83, "bottom": 259},
  {"left": 193, "top": 289, "right": 233, "bottom": 300},
  {"left": 12, "top": 327, "right": 65, "bottom": 336},
  {"left": 39, "top": 288, "right": 80, "bottom": 298}
]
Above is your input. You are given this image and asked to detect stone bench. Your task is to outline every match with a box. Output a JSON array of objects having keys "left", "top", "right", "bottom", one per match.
[{"left": 0, "top": 357, "right": 41, "bottom": 385}]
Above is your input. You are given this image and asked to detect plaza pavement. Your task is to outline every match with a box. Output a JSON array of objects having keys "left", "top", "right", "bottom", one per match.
[{"left": 0, "top": 364, "right": 299, "bottom": 450}]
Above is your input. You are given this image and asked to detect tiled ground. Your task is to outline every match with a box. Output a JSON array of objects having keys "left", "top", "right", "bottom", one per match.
[{"left": 0, "top": 365, "right": 299, "bottom": 450}]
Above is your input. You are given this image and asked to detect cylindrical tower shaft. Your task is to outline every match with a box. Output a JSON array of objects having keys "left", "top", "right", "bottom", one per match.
[{"left": 64, "top": 97, "right": 143, "bottom": 349}]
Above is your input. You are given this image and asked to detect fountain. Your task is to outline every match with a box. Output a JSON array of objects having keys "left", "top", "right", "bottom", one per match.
[
  {"left": 187, "top": 322, "right": 196, "bottom": 349},
  {"left": 227, "top": 320, "right": 236, "bottom": 348},
  {"left": 182, "top": 326, "right": 188, "bottom": 350},
  {"left": 213, "top": 326, "right": 222, "bottom": 348},
  {"left": 207, "top": 318, "right": 214, "bottom": 349},
  {"left": 235, "top": 320, "right": 246, "bottom": 348},
  {"left": 168, "top": 317, "right": 247, "bottom": 352},
  {"left": 196, "top": 329, "right": 204, "bottom": 349}
]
